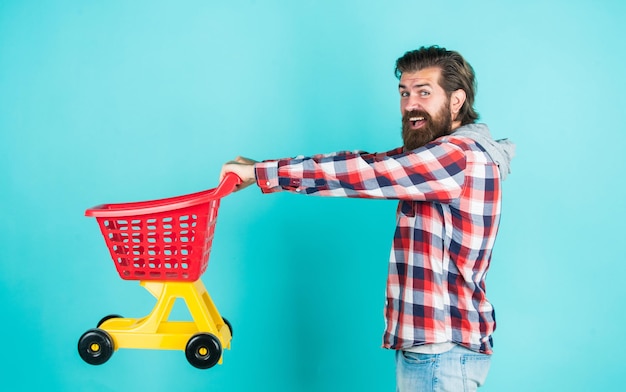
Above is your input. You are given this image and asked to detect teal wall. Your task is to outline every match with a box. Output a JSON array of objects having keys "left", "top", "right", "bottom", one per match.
[{"left": 1, "top": 0, "right": 625, "bottom": 391}]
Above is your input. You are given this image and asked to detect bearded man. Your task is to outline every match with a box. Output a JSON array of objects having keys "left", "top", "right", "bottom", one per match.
[{"left": 220, "top": 46, "right": 515, "bottom": 392}]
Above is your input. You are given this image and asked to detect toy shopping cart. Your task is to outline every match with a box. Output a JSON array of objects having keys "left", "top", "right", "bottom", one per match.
[{"left": 77, "top": 173, "right": 240, "bottom": 369}]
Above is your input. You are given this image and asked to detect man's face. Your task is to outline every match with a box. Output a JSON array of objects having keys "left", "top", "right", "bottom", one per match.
[{"left": 399, "top": 67, "right": 453, "bottom": 151}]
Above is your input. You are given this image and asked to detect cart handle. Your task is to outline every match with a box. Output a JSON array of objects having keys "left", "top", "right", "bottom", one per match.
[{"left": 85, "top": 172, "right": 242, "bottom": 218}]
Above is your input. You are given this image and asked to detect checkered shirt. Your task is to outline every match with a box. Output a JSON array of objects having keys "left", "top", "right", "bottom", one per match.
[{"left": 255, "top": 135, "right": 500, "bottom": 354}]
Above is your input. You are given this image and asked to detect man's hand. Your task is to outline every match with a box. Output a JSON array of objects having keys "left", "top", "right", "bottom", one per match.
[{"left": 220, "top": 156, "right": 258, "bottom": 191}]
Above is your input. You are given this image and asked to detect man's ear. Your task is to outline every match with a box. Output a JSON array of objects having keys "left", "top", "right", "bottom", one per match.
[{"left": 450, "top": 89, "right": 466, "bottom": 120}]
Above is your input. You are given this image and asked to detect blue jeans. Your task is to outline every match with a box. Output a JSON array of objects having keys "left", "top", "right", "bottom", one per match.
[{"left": 396, "top": 345, "right": 491, "bottom": 392}]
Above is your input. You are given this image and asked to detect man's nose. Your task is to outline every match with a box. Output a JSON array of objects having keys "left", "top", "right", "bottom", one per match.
[{"left": 404, "top": 97, "right": 421, "bottom": 112}]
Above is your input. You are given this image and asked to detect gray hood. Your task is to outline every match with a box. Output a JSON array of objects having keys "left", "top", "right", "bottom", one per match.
[{"left": 452, "top": 123, "right": 515, "bottom": 180}]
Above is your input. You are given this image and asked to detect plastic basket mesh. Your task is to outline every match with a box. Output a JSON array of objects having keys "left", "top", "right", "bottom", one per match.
[{"left": 95, "top": 199, "right": 220, "bottom": 281}]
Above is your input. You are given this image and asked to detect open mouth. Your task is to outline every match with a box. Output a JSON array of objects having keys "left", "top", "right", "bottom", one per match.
[{"left": 409, "top": 116, "right": 425, "bottom": 127}]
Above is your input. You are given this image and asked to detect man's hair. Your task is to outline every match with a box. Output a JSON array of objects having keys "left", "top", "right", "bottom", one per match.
[{"left": 395, "top": 46, "right": 479, "bottom": 125}]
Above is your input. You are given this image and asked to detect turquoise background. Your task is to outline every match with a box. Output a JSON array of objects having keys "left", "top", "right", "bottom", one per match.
[{"left": 1, "top": 0, "right": 624, "bottom": 391}]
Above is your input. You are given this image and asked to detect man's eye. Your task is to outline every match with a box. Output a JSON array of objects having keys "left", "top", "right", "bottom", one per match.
[
  {"left": 420, "top": 91, "right": 430, "bottom": 97},
  {"left": 401, "top": 91, "right": 409, "bottom": 97}
]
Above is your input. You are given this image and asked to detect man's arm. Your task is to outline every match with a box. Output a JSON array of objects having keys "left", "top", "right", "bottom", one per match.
[
  {"left": 220, "top": 141, "right": 467, "bottom": 202},
  {"left": 219, "top": 147, "right": 405, "bottom": 193}
]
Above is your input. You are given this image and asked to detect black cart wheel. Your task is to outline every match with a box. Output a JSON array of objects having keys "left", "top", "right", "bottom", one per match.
[
  {"left": 77, "top": 328, "right": 114, "bottom": 365},
  {"left": 97, "top": 314, "right": 123, "bottom": 328},
  {"left": 185, "top": 333, "right": 222, "bottom": 369}
]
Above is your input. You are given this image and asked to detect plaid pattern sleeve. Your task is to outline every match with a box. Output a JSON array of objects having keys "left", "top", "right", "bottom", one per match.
[
  {"left": 255, "top": 143, "right": 466, "bottom": 201},
  {"left": 254, "top": 136, "right": 500, "bottom": 354}
]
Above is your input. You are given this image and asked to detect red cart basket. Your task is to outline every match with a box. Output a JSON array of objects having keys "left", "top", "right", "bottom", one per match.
[{"left": 78, "top": 173, "right": 240, "bottom": 369}]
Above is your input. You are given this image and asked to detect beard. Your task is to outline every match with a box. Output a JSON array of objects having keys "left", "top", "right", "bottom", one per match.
[{"left": 401, "top": 102, "right": 453, "bottom": 151}]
